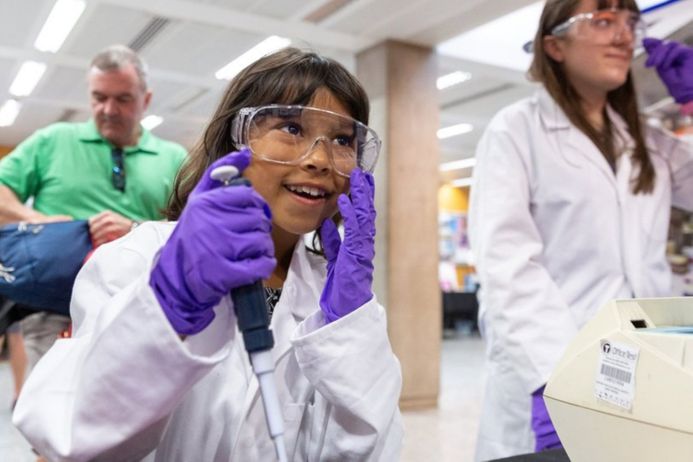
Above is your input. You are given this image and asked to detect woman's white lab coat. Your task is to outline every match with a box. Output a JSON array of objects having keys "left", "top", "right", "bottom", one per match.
[
  {"left": 13, "top": 222, "right": 403, "bottom": 461},
  {"left": 469, "top": 89, "right": 693, "bottom": 461}
]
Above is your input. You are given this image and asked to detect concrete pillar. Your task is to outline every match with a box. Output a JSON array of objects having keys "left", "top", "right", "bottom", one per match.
[{"left": 357, "top": 40, "right": 441, "bottom": 409}]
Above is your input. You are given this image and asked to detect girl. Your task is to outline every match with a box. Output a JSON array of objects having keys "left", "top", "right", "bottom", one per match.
[
  {"left": 469, "top": 0, "right": 693, "bottom": 460},
  {"left": 14, "top": 48, "right": 403, "bottom": 461}
]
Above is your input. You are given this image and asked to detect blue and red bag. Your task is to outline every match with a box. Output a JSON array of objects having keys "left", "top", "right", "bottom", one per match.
[{"left": 0, "top": 221, "right": 92, "bottom": 316}]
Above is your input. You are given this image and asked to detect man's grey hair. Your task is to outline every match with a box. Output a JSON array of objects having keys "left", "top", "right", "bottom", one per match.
[{"left": 89, "top": 44, "right": 149, "bottom": 91}]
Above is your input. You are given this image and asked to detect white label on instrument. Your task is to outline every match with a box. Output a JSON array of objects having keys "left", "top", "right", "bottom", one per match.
[{"left": 594, "top": 339, "right": 639, "bottom": 411}]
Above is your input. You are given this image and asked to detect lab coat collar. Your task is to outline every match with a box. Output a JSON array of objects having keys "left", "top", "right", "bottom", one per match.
[
  {"left": 536, "top": 89, "right": 612, "bottom": 180},
  {"left": 537, "top": 88, "right": 635, "bottom": 150},
  {"left": 537, "top": 88, "right": 639, "bottom": 185},
  {"left": 605, "top": 104, "right": 635, "bottom": 152},
  {"left": 537, "top": 88, "right": 572, "bottom": 131},
  {"left": 271, "top": 241, "right": 327, "bottom": 360}
]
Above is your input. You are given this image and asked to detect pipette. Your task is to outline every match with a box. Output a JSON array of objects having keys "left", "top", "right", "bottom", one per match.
[{"left": 210, "top": 164, "right": 288, "bottom": 462}]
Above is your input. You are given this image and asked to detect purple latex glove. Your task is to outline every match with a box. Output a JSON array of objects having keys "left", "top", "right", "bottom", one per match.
[
  {"left": 149, "top": 149, "right": 276, "bottom": 335},
  {"left": 531, "top": 386, "right": 562, "bottom": 452},
  {"left": 319, "top": 168, "right": 376, "bottom": 323},
  {"left": 643, "top": 38, "right": 693, "bottom": 105}
]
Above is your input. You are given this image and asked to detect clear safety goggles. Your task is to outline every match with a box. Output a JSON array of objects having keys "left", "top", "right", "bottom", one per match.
[
  {"left": 551, "top": 8, "right": 646, "bottom": 46},
  {"left": 231, "top": 105, "right": 381, "bottom": 178}
]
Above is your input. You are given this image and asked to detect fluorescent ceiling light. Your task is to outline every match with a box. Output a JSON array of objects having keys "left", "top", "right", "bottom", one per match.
[
  {"left": 34, "top": 0, "right": 86, "bottom": 53},
  {"left": 437, "top": 71, "right": 472, "bottom": 90},
  {"left": 141, "top": 115, "right": 163, "bottom": 130},
  {"left": 9, "top": 61, "right": 47, "bottom": 97},
  {"left": 440, "top": 158, "right": 476, "bottom": 172},
  {"left": 451, "top": 177, "right": 473, "bottom": 188},
  {"left": 215, "top": 36, "right": 291, "bottom": 80},
  {"left": 0, "top": 99, "right": 21, "bottom": 127},
  {"left": 437, "top": 123, "right": 473, "bottom": 139}
]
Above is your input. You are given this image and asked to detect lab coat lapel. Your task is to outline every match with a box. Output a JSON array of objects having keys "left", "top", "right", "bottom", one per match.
[
  {"left": 231, "top": 242, "right": 325, "bottom": 455},
  {"left": 605, "top": 104, "right": 636, "bottom": 154},
  {"left": 537, "top": 89, "right": 617, "bottom": 187},
  {"left": 606, "top": 105, "right": 637, "bottom": 196},
  {"left": 272, "top": 242, "right": 325, "bottom": 363}
]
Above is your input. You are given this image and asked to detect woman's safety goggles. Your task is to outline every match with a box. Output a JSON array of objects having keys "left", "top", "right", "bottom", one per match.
[
  {"left": 551, "top": 8, "right": 646, "bottom": 46},
  {"left": 231, "top": 105, "right": 381, "bottom": 178}
]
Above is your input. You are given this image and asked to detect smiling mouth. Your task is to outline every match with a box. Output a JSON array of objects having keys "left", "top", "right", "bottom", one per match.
[{"left": 285, "top": 184, "right": 329, "bottom": 200}]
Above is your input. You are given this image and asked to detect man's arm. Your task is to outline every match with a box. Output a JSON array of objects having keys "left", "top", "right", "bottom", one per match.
[
  {"left": 88, "top": 211, "right": 138, "bottom": 247},
  {"left": 0, "top": 185, "right": 71, "bottom": 225}
]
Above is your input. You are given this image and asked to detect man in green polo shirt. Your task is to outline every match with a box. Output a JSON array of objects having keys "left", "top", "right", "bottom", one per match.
[
  {"left": 0, "top": 45, "right": 187, "bottom": 389},
  {"left": 0, "top": 45, "right": 186, "bottom": 242}
]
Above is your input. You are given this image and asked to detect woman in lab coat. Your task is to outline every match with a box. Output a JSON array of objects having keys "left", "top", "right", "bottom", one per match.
[
  {"left": 469, "top": 0, "right": 693, "bottom": 460},
  {"left": 13, "top": 48, "right": 403, "bottom": 461}
]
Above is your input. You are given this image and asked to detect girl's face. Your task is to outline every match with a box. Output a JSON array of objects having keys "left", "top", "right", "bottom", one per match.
[
  {"left": 242, "top": 88, "right": 352, "bottom": 242},
  {"left": 545, "top": 0, "right": 636, "bottom": 97}
]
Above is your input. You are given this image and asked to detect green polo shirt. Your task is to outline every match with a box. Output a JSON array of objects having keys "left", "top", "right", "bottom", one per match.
[{"left": 0, "top": 120, "right": 187, "bottom": 221}]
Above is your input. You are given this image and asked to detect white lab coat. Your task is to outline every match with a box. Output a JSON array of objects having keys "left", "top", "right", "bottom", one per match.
[
  {"left": 13, "top": 222, "right": 403, "bottom": 461},
  {"left": 469, "top": 89, "right": 693, "bottom": 461}
]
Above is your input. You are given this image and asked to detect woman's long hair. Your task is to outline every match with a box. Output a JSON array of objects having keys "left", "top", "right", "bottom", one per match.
[
  {"left": 528, "top": 0, "right": 654, "bottom": 193},
  {"left": 165, "top": 47, "right": 371, "bottom": 219}
]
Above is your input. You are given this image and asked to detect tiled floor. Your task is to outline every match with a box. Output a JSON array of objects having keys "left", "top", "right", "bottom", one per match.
[
  {"left": 0, "top": 332, "right": 485, "bottom": 462},
  {"left": 401, "top": 333, "right": 485, "bottom": 462}
]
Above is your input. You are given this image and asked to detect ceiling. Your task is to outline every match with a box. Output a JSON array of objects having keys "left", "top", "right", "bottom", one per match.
[{"left": 0, "top": 0, "right": 691, "bottom": 186}]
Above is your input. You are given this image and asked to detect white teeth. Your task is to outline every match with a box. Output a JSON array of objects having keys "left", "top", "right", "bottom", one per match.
[{"left": 287, "top": 185, "right": 326, "bottom": 198}]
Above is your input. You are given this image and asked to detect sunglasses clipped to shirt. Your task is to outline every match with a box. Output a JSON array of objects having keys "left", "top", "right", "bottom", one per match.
[{"left": 111, "top": 148, "right": 126, "bottom": 192}]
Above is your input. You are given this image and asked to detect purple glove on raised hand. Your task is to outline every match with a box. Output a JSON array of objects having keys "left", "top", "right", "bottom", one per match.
[
  {"left": 531, "top": 386, "right": 562, "bottom": 452},
  {"left": 643, "top": 38, "right": 693, "bottom": 105},
  {"left": 319, "top": 168, "right": 376, "bottom": 323},
  {"left": 149, "top": 149, "right": 276, "bottom": 335}
]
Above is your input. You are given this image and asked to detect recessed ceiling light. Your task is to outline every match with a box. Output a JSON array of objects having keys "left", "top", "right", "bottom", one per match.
[
  {"left": 141, "top": 115, "right": 163, "bottom": 130},
  {"left": 9, "top": 61, "right": 47, "bottom": 97},
  {"left": 437, "top": 123, "right": 473, "bottom": 139},
  {"left": 451, "top": 177, "right": 473, "bottom": 188},
  {"left": 215, "top": 36, "right": 291, "bottom": 81},
  {"left": 34, "top": 0, "right": 86, "bottom": 53},
  {"left": 440, "top": 158, "right": 476, "bottom": 171},
  {"left": 437, "top": 71, "right": 472, "bottom": 90},
  {"left": 0, "top": 99, "right": 21, "bottom": 127}
]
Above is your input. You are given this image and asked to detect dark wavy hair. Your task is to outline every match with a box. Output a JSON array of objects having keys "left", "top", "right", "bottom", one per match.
[
  {"left": 528, "top": 0, "right": 654, "bottom": 193},
  {"left": 165, "top": 47, "right": 370, "bottom": 219}
]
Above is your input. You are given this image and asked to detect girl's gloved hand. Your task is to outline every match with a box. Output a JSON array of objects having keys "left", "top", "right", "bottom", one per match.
[
  {"left": 149, "top": 149, "right": 276, "bottom": 335},
  {"left": 643, "top": 38, "right": 693, "bottom": 105},
  {"left": 319, "top": 168, "right": 376, "bottom": 323},
  {"left": 531, "top": 386, "right": 562, "bottom": 452}
]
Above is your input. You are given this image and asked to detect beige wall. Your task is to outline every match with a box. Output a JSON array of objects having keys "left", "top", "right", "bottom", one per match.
[{"left": 357, "top": 41, "right": 441, "bottom": 409}]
